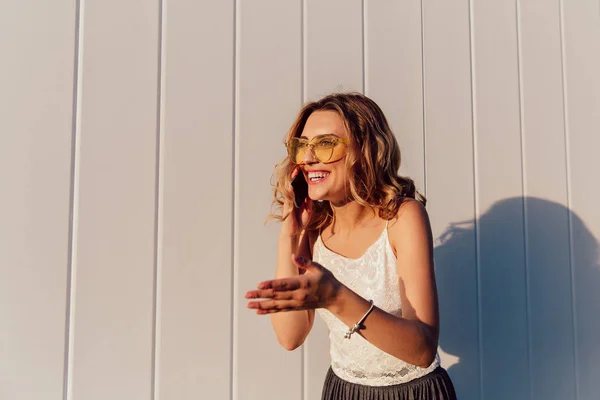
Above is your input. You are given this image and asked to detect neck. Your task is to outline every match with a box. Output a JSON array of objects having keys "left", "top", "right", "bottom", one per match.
[{"left": 329, "top": 200, "right": 377, "bottom": 233}]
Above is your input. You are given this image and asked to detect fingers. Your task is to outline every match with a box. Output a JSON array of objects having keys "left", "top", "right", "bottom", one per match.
[
  {"left": 291, "top": 166, "right": 299, "bottom": 180},
  {"left": 291, "top": 254, "right": 322, "bottom": 272},
  {"left": 256, "top": 277, "right": 302, "bottom": 291},
  {"left": 244, "top": 288, "right": 295, "bottom": 300},
  {"left": 245, "top": 275, "right": 314, "bottom": 314},
  {"left": 283, "top": 168, "right": 303, "bottom": 218},
  {"left": 246, "top": 298, "right": 313, "bottom": 314}
]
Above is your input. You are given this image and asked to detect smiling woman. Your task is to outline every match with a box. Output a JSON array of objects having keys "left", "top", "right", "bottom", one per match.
[{"left": 245, "top": 93, "right": 456, "bottom": 400}]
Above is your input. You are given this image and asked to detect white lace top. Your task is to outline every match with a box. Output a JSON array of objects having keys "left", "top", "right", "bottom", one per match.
[{"left": 314, "top": 223, "right": 440, "bottom": 386}]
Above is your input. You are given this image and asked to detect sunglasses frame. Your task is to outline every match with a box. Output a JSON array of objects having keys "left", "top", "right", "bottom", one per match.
[{"left": 285, "top": 135, "right": 350, "bottom": 165}]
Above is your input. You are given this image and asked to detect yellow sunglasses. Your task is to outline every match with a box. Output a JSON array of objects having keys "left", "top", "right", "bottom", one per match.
[{"left": 285, "top": 135, "right": 350, "bottom": 164}]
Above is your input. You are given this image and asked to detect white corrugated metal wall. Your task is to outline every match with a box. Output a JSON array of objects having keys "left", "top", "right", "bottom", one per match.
[{"left": 1, "top": 1, "right": 599, "bottom": 399}]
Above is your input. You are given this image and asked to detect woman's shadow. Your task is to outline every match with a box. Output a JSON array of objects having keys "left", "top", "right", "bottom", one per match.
[{"left": 434, "top": 197, "right": 599, "bottom": 400}]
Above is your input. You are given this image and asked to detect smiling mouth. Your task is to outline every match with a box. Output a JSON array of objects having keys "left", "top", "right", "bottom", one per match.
[{"left": 307, "top": 171, "right": 330, "bottom": 184}]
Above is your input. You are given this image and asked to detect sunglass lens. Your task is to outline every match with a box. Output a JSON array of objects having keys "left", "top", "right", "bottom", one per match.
[
  {"left": 315, "top": 146, "right": 333, "bottom": 163},
  {"left": 287, "top": 139, "right": 305, "bottom": 164},
  {"left": 295, "top": 146, "right": 306, "bottom": 164}
]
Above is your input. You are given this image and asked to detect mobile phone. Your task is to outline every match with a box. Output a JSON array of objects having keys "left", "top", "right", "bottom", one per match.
[{"left": 292, "top": 172, "right": 309, "bottom": 208}]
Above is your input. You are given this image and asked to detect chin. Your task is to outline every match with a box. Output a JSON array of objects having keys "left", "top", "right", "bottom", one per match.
[
  {"left": 309, "top": 194, "right": 327, "bottom": 202},
  {"left": 311, "top": 193, "right": 341, "bottom": 204},
  {"left": 309, "top": 185, "right": 345, "bottom": 204}
]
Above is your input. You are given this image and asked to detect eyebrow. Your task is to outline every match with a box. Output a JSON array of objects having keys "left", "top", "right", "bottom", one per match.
[{"left": 299, "top": 133, "right": 341, "bottom": 139}]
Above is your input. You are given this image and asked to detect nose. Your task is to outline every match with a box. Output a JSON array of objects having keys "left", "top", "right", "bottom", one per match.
[{"left": 302, "top": 145, "right": 317, "bottom": 164}]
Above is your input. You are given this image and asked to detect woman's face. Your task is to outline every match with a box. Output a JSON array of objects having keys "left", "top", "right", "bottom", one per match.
[{"left": 298, "top": 110, "right": 351, "bottom": 205}]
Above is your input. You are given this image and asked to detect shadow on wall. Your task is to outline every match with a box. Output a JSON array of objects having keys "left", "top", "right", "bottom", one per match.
[{"left": 434, "top": 197, "right": 599, "bottom": 400}]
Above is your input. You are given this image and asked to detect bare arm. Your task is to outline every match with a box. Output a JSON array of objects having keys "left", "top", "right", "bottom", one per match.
[
  {"left": 268, "top": 229, "right": 315, "bottom": 350},
  {"left": 326, "top": 200, "right": 439, "bottom": 367},
  {"left": 247, "top": 200, "right": 439, "bottom": 366}
]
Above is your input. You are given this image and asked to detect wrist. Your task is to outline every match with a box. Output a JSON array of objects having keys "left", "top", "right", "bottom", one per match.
[
  {"left": 279, "top": 230, "right": 301, "bottom": 242},
  {"left": 279, "top": 220, "right": 300, "bottom": 239},
  {"left": 324, "top": 281, "right": 349, "bottom": 315}
]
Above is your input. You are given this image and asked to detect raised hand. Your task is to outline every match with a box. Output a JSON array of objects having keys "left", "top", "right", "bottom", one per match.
[
  {"left": 245, "top": 254, "right": 342, "bottom": 314},
  {"left": 280, "top": 167, "right": 313, "bottom": 238}
]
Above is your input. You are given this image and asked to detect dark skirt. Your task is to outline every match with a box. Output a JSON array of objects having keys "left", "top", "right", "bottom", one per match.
[{"left": 321, "top": 366, "right": 457, "bottom": 400}]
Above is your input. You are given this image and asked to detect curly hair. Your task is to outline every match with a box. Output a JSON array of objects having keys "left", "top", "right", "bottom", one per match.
[{"left": 269, "top": 92, "right": 425, "bottom": 230}]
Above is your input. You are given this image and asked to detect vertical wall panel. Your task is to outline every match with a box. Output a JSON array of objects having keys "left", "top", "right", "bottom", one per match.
[
  {"left": 422, "top": 2, "right": 479, "bottom": 400},
  {"left": 69, "top": 2, "right": 159, "bottom": 399},
  {"left": 0, "top": 2, "right": 76, "bottom": 399},
  {"left": 303, "top": 1, "right": 364, "bottom": 398},
  {"left": 471, "top": 1, "right": 529, "bottom": 399},
  {"left": 235, "top": 2, "right": 302, "bottom": 399},
  {"left": 518, "top": 2, "right": 575, "bottom": 399},
  {"left": 304, "top": 0, "right": 364, "bottom": 100},
  {"left": 156, "top": 1, "right": 234, "bottom": 399},
  {"left": 562, "top": 1, "right": 600, "bottom": 399},
  {"left": 366, "top": 0, "right": 425, "bottom": 192}
]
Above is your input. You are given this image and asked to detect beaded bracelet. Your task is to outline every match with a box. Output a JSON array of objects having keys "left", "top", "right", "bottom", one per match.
[{"left": 344, "top": 300, "right": 375, "bottom": 339}]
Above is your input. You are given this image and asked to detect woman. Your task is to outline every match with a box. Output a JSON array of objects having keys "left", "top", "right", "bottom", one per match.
[{"left": 245, "top": 93, "right": 457, "bottom": 399}]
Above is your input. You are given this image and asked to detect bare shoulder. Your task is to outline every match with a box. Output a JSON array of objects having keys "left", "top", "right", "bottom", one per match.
[
  {"left": 388, "top": 198, "right": 431, "bottom": 232},
  {"left": 387, "top": 198, "right": 433, "bottom": 254}
]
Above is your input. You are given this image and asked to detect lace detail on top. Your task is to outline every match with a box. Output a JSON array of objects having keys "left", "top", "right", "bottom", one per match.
[{"left": 315, "top": 225, "right": 440, "bottom": 386}]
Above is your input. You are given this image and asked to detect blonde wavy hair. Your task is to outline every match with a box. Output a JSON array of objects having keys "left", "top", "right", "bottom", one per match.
[{"left": 270, "top": 92, "right": 425, "bottom": 230}]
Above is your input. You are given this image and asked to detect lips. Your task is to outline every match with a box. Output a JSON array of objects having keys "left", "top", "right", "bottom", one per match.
[{"left": 306, "top": 170, "right": 330, "bottom": 184}]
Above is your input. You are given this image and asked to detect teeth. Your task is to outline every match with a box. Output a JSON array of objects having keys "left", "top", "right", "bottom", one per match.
[{"left": 308, "top": 171, "right": 330, "bottom": 181}]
